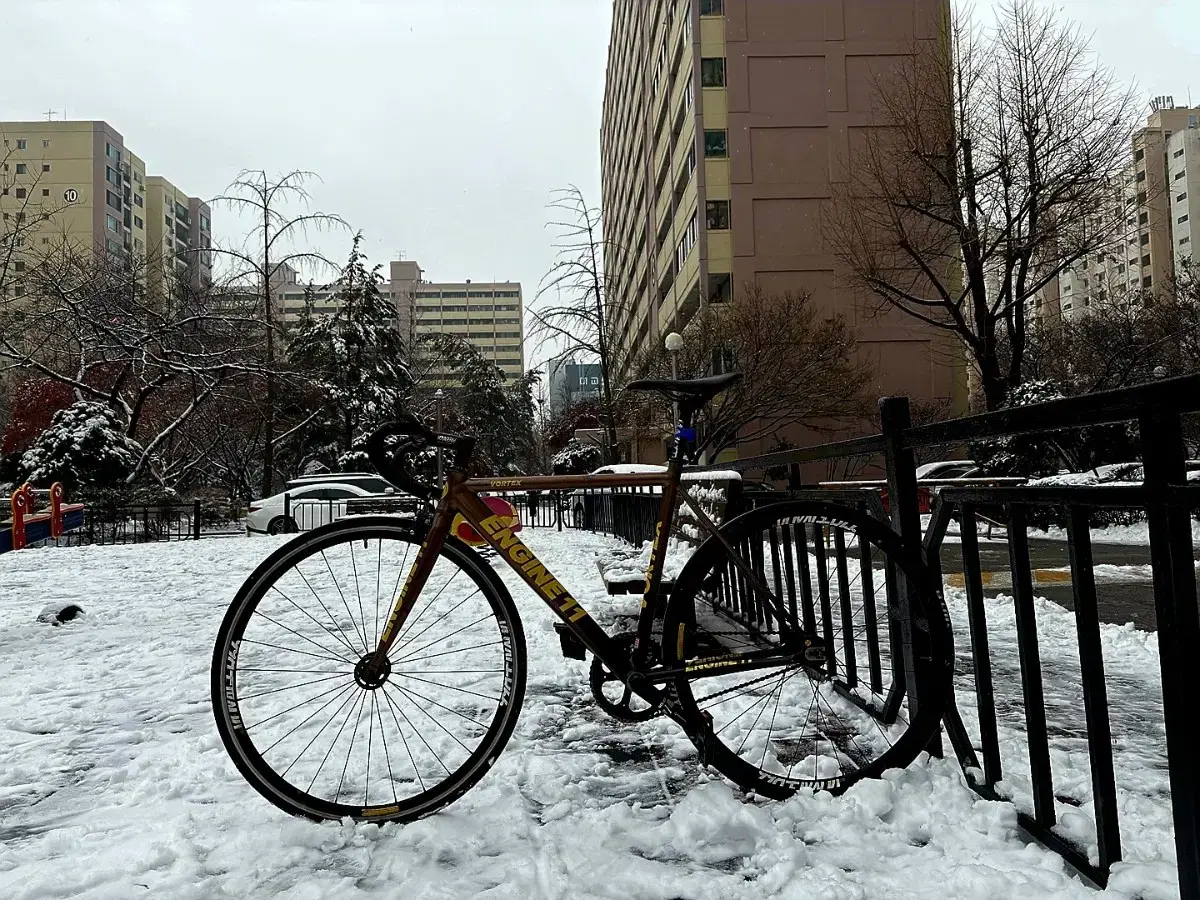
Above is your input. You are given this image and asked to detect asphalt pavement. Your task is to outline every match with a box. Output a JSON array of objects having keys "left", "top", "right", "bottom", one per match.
[{"left": 936, "top": 535, "right": 1195, "bottom": 631}]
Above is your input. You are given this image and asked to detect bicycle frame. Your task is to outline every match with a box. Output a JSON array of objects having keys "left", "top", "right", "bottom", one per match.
[{"left": 366, "top": 453, "right": 816, "bottom": 706}]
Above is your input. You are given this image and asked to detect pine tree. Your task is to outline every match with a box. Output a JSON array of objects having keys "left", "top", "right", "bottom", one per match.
[
  {"left": 289, "top": 234, "right": 411, "bottom": 469},
  {"left": 425, "top": 335, "right": 537, "bottom": 475},
  {"left": 18, "top": 401, "right": 145, "bottom": 492}
]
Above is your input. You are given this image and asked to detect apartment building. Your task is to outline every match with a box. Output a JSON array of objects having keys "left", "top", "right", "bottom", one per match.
[
  {"left": 273, "top": 258, "right": 525, "bottom": 381},
  {"left": 0, "top": 119, "right": 211, "bottom": 297},
  {"left": 600, "top": 0, "right": 963, "bottom": 454},
  {"left": 1029, "top": 101, "right": 1200, "bottom": 323}
]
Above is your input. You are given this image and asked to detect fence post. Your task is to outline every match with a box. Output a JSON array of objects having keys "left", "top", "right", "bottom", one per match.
[
  {"left": 282, "top": 492, "right": 292, "bottom": 533},
  {"left": 879, "top": 395, "right": 941, "bottom": 757},
  {"left": 555, "top": 491, "right": 563, "bottom": 532},
  {"left": 193, "top": 499, "right": 202, "bottom": 540},
  {"left": 1139, "top": 410, "right": 1200, "bottom": 900}
]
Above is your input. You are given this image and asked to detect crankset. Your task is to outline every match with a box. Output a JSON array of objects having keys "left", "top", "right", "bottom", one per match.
[{"left": 589, "top": 632, "right": 663, "bottom": 722}]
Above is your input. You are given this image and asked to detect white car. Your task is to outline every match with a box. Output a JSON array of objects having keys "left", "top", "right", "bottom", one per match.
[
  {"left": 915, "top": 459, "right": 979, "bottom": 480},
  {"left": 247, "top": 482, "right": 378, "bottom": 535}
]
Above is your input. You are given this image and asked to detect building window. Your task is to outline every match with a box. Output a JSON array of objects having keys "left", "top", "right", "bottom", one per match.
[
  {"left": 1136, "top": 170, "right": 1146, "bottom": 182},
  {"left": 1175, "top": 148, "right": 1186, "bottom": 158},
  {"left": 106, "top": 190, "right": 122, "bottom": 210},
  {"left": 1135, "top": 148, "right": 1145, "bottom": 161},
  {"left": 15, "top": 163, "right": 26, "bottom": 174},
  {"left": 1175, "top": 169, "right": 1186, "bottom": 180},
  {"left": 1191, "top": 115, "right": 1199, "bottom": 128},
  {"left": 41, "top": 164, "right": 50, "bottom": 172},
  {"left": 1179, "top": 192, "right": 1188, "bottom": 202},
  {"left": 134, "top": 215, "right": 143, "bottom": 229},
  {"left": 1143, "top": 275, "right": 1153, "bottom": 287},
  {"left": 700, "top": 0, "right": 724, "bottom": 14},
  {"left": 704, "top": 129, "right": 728, "bottom": 158},
  {"left": 701, "top": 58, "right": 726, "bottom": 88},
  {"left": 1181, "top": 214, "right": 1190, "bottom": 224},
  {"left": 14, "top": 261, "right": 24, "bottom": 273},
  {"left": 1139, "top": 212, "right": 1148, "bottom": 225},
  {"left": 1182, "top": 236, "right": 1191, "bottom": 245},
  {"left": 1141, "top": 233, "right": 1150, "bottom": 245},
  {"left": 1117, "top": 263, "right": 1125, "bottom": 274},
  {"left": 200, "top": 214, "right": 210, "bottom": 232},
  {"left": 106, "top": 214, "right": 120, "bottom": 233},
  {"left": 15, "top": 139, "right": 27, "bottom": 150},
  {"left": 41, "top": 188, "right": 49, "bottom": 197},
  {"left": 106, "top": 166, "right": 119, "bottom": 186},
  {"left": 42, "top": 139, "right": 50, "bottom": 148},
  {"left": 106, "top": 143, "right": 120, "bottom": 160},
  {"left": 706, "top": 200, "right": 731, "bottom": 230},
  {"left": 1142, "top": 254, "right": 1151, "bottom": 266},
  {"left": 134, "top": 194, "right": 143, "bottom": 208},
  {"left": 14, "top": 188, "right": 25, "bottom": 199}
]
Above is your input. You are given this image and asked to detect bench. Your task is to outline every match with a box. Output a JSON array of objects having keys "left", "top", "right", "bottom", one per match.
[{"left": 595, "top": 470, "right": 743, "bottom": 597}]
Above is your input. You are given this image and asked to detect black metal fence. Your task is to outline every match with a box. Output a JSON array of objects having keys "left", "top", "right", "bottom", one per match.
[
  {"left": 61, "top": 499, "right": 245, "bottom": 545},
  {"left": 627, "top": 375, "right": 1198, "bottom": 895}
]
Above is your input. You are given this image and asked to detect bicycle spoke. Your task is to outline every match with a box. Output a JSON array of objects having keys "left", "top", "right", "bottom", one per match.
[
  {"left": 308, "top": 689, "right": 367, "bottom": 796},
  {"left": 239, "top": 672, "right": 350, "bottom": 702},
  {"left": 382, "top": 686, "right": 456, "bottom": 775},
  {"left": 395, "top": 671, "right": 501, "bottom": 704},
  {"left": 349, "top": 541, "right": 370, "bottom": 660},
  {"left": 251, "top": 610, "right": 357, "bottom": 666},
  {"left": 390, "top": 682, "right": 487, "bottom": 741},
  {"left": 395, "top": 638, "right": 503, "bottom": 668},
  {"left": 321, "top": 549, "right": 369, "bottom": 653},
  {"left": 245, "top": 678, "right": 357, "bottom": 732},
  {"left": 390, "top": 586, "right": 484, "bottom": 658},
  {"left": 268, "top": 581, "right": 361, "bottom": 659},
  {"left": 240, "top": 638, "right": 349, "bottom": 666},
  {"left": 374, "top": 690, "right": 400, "bottom": 804},
  {"left": 277, "top": 682, "right": 363, "bottom": 767},
  {"left": 380, "top": 684, "right": 426, "bottom": 792},
  {"left": 289, "top": 565, "right": 365, "bottom": 658},
  {"left": 364, "top": 692, "right": 376, "bottom": 806}
]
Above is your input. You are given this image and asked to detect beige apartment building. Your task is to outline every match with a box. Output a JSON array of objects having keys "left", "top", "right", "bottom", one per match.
[
  {"left": 601, "top": 0, "right": 963, "bottom": 455},
  {"left": 1029, "top": 101, "right": 1200, "bottom": 322},
  {"left": 273, "top": 258, "right": 525, "bottom": 381},
  {"left": 0, "top": 119, "right": 211, "bottom": 297}
]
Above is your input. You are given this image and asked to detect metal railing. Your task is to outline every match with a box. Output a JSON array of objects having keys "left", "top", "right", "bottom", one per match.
[
  {"left": 63, "top": 499, "right": 245, "bottom": 545},
  {"left": 675, "top": 373, "right": 1200, "bottom": 895}
]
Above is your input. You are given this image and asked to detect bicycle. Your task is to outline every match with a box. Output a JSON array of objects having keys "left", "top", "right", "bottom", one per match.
[{"left": 211, "top": 373, "right": 953, "bottom": 824}]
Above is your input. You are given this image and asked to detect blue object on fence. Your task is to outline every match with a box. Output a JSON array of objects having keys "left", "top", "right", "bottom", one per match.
[{"left": 676, "top": 426, "right": 696, "bottom": 442}]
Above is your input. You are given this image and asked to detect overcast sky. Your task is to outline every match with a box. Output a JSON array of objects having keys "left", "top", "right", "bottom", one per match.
[{"left": 8, "top": 0, "right": 1200, "bottom": 372}]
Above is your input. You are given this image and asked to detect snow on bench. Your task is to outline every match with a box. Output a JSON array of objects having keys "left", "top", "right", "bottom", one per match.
[{"left": 596, "top": 470, "right": 742, "bottom": 596}]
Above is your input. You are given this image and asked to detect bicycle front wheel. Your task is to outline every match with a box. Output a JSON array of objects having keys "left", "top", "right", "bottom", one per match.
[
  {"left": 211, "top": 516, "right": 527, "bottom": 824},
  {"left": 662, "top": 500, "right": 951, "bottom": 798}
]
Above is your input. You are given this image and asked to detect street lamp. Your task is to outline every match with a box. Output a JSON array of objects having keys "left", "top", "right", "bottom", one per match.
[{"left": 434, "top": 388, "right": 445, "bottom": 482}]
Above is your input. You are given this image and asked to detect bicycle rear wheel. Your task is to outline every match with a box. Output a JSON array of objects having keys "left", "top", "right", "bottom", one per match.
[
  {"left": 662, "top": 500, "right": 951, "bottom": 798},
  {"left": 211, "top": 516, "right": 526, "bottom": 824}
]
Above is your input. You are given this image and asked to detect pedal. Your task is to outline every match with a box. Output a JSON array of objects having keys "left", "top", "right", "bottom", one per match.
[{"left": 553, "top": 623, "right": 587, "bottom": 661}]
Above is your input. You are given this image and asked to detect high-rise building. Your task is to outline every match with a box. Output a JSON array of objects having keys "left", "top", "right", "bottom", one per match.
[
  {"left": 600, "top": 0, "right": 963, "bottom": 453},
  {"left": 547, "top": 356, "right": 602, "bottom": 416},
  {"left": 272, "top": 258, "right": 525, "bottom": 381},
  {"left": 1027, "top": 101, "right": 1200, "bottom": 323},
  {"left": 0, "top": 120, "right": 211, "bottom": 297}
]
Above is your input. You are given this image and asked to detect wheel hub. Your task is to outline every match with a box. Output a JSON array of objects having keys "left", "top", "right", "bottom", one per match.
[{"left": 354, "top": 655, "right": 392, "bottom": 690}]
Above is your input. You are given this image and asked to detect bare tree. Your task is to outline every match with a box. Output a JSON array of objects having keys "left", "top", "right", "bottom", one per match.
[
  {"left": 0, "top": 246, "right": 264, "bottom": 484},
  {"left": 208, "top": 170, "right": 348, "bottom": 495},
  {"left": 529, "top": 186, "right": 632, "bottom": 464},
  {"left": 633, "top": 285, "right": 875, "bottom": 459},
  {"left": 832, "top": 0, "right": 1141, "bottom": 410}
]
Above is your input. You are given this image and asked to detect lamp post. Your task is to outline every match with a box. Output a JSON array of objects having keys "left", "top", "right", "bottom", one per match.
[{"left": 434, "top": 388, "right": 445, "bottom": 482}]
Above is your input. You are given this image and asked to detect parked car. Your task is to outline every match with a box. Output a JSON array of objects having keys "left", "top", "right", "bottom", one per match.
[
  {"left": 247, "top": 482, "right": 380, "bottom": 535},
  {"left": 285, "top": 471, "right": 395, "bottom": 494},
  {"left": 915, "top": 459, "right": 979, "bottom": 481}
]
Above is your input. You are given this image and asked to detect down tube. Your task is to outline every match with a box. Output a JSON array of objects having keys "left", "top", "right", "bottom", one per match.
[{"left": 454, "top": 489, "right": 623, "bottom": 661}]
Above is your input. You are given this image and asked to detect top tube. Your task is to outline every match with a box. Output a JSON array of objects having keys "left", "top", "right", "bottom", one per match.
[{"left": 463, "top": 472, "right": 672, "bottom": 492}]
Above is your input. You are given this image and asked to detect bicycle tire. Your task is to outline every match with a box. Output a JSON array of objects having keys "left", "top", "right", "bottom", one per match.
[
  {"left": 211, "top": 516, "right": 527, "bottom": 824},
  {"left": 661, "top": 500, "right": 952, "bottom": 798}
]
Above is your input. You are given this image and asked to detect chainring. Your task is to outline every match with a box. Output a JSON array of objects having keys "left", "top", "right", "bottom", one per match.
[{"left": 589, "top": 632, "right": 663, "bottom": 723}]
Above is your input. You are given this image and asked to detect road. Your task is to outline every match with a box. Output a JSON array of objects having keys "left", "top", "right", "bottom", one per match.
[{"left": 936, "top": 535, "right": 1196, "bottom": 631}]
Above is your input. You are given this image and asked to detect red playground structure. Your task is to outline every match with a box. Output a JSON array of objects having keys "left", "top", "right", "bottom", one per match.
[{"left": 0, "top": 483, "right": 86, "bottom": 554}]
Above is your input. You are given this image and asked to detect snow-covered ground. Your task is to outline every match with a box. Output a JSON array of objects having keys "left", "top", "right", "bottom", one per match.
[{"left": 0, "top": 529, "right": 1179, "bottom": 899}]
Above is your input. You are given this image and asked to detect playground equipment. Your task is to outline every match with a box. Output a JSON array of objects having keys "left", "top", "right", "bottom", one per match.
[{"left": 1, "top": 483, "right": 86, "bottom": 554}]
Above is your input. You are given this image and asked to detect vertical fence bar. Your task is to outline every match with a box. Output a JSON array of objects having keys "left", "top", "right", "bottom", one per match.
[
  {"left": 768, "top": 526, "right": 785, "bottom": 636},
  {"left": 813, "top": 526, "right": 836, "bottom": 678},
  {"left": 1007, "top": 505, "right": 1055, "bottom": 829},
  {"left": 1065, "top": 506, "right": 1122, "bottom": 877},
  {"left": 1139, "top": 411, "right": 1200, "bottom": 900},
  {"left": 880, "top": 396, "right": 938, "bottom": 752},
  {"left": 750, "top": 533, "right": 770, "bottom": 632},
  {"left": 959, "top": 504, "right": 1002, "bottom": 788},
  {"left": 193, "top": 499, "right": 201, "bottom": 540},
  {"left": 858, "top": 536, "right": 883, "bottom": 694},
  {"left": 834, "top": 528, "right": 857, "bottom": 687},
  {"left": 780, "top": 526, "right": 799, "bottom": 629},
  {"left": 794, "top": 523, "right": 816, "bottom": 633}
]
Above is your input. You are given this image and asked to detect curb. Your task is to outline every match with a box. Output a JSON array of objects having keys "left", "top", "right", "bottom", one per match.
[{"left": 944, "top": 569, "right": 1073, "bottom": 589}]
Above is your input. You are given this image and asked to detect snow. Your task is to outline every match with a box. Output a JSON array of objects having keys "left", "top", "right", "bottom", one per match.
[{"left": 0, "top": 529, "right": 1180, "bottom": 898}]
